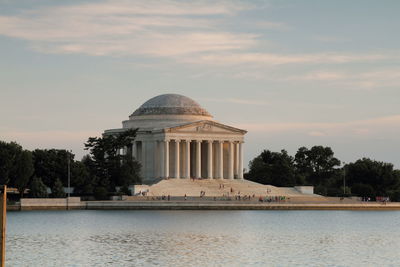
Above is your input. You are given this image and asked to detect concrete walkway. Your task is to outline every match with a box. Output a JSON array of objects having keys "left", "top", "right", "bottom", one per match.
[
  {"left": 84, "top": 201, "right": 400, "bottom": 210},
  {"left": 12, "top": 198, "right": 400, "bottom": 211}
]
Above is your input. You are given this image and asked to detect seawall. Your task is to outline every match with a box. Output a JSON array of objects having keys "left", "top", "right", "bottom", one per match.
[{"left": 9, "top": 198, "right": 400, "bottom": 211}]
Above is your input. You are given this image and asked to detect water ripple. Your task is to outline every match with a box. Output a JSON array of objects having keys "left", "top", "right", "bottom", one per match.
[{"left": 5, "top": 210, "right": 400, "bottom": 266}]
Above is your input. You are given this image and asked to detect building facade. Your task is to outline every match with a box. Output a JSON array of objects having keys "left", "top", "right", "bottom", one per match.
[{"left": 105, "top": 94, "right": 247, "bottom": 184}]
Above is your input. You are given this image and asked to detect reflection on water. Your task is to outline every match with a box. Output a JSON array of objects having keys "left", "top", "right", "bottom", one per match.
[{"left": 6, "top": 210, "right": 400, "bottom": 266}]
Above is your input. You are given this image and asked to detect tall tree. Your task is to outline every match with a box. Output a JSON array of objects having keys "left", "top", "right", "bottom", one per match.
[
  {"left": 294, "top": 146, "right": 341, "bottom": 186},
  {"left": 52, "top": 178, "right": 66, "bottom": 198},
  {"left": 9, "top": 150, "right": 34, "bottom": 197},
  {"left": 246, "top": 149, "right": 296, "bottom": 187},
  {"left": 72, "top": 159, "right": 94, "bottom": 195},
  {"left": 84, "top": 128, "right": 141, "bottom": 194},
  {"left": 29, "top": 176, "right": 48, "bottom": 198},
  {"left": 346, "top": 158, "right": 399, "bottom": 198},
  {"left": 32, "top": 149, "right": 74, "bottom": 188},
  {"left": 0, "top": 141, "right": 23, "bottom": 185}
]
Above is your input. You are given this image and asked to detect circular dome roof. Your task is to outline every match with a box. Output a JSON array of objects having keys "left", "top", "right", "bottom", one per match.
[{"left": 131, "top": 94, "right": 211, "bottom": 117}]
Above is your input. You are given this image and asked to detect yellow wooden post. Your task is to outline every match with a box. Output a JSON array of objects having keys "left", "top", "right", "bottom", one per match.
[{"left": 0, "top": 185, "right": 7, "bottom": 267}]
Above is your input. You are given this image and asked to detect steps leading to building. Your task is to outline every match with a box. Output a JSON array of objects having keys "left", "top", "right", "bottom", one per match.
[{"left": 145, "top": 179, "right": 325, "bottom": 199}]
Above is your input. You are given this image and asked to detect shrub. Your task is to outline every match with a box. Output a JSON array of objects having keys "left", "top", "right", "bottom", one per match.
[
  {"left": 94, "top": 186, "right": 108, "bottom": 200},
  {"left": 351, "top": 183, "right": 375, "bottom": 198},
  {"left": 388, "top": 190, "right": 400, "bottom": 202},
  {"left": 52, "top": 178, "right": 66, "bottom": 198},
  {"left": 29, "top": 176, "right": 48, "bottom": 198}
]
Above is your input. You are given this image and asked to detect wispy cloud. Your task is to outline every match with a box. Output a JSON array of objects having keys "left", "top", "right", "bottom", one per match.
[
  {"left": 0, "top": 0, "right": 257, "bottom": 57},
  {"left": 0, "top": 0, "right": 395, "bottom": 68},
  {"left": 285, "top": 69, "right": 400, "bottom": 89},
  {"left": 186, "top": 52, "right": 393, "bottom": 65},
  {"left": 292, "top": 71, "right": 347, "bottom": 81},
  {"left": 313, "top": 35, "right": 350, "bottom": 43},
  {"left": 250, "top": 21, "right": 291, "bottom": 30},
  {"left": 201, "top": 97, "right": 269, "bottom": 106},
  {"left": 235, "top": 115, "right": 400, "bottom": 138}
]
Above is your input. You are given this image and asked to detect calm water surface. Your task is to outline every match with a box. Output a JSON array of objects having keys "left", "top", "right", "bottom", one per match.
[{"left": 6, "top": 210, "right": 400, "bottom": 266}]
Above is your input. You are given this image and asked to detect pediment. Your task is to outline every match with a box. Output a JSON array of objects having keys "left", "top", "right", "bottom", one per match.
[{"left": 165, "top": 121, "right": 246, "bottom": 134}]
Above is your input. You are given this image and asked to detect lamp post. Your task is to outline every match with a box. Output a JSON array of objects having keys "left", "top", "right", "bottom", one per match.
[
  {"left": 67, "top": 150, "right": 71, "bottom": 210},
  {"left": 343, "top": 162, "right": 346, "bottom": 196}
]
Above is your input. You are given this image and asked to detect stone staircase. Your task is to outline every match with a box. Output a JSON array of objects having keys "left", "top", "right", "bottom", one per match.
[{"left": 146, "top": 179, "right": 325, "bottom": 200}]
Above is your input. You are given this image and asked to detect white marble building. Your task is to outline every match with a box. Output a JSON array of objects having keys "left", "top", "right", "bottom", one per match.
[{"left": 104, "top": 94, "right": 247, "bottom": 184}]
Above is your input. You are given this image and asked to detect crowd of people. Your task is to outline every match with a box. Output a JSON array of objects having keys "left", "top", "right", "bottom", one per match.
[{"left": 136, "top": 183, "right": 289, "bottom": 202}]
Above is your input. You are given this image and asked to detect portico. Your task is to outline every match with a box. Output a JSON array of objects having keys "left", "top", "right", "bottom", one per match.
[{"left": 105, "top": 94, "right": 247, "bottom": 184}]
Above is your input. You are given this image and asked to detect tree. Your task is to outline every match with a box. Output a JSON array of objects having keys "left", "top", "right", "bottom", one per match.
[
  {"left": 52, "top": 178, "right": 66, "bottom": 198},
  {"left": 84, "top": 128, "right": 141, "bottom": 192},
  {"left": 0, "top": 142, "right": 34, "bottom": 197},
  {"left": 72, "top": 159, "right": 94, "bottom": 195},
  {"left": 246, "top": 149, "right": 296, "bottom": 187},
  {"left": 351, "top": 183, "right": 375, "bottom": 198},
  {"left": 114, "top": 154, "right": 141, "bottom": 187},
  {"left": 93, "top": 186, "right": 108, "bottom": 200},
  {"left": 119, "top": 184, "right": 131, "bottom": 196},
  {"left": 346, "top": 158, "right": 399, "bottom": 198},
  {"left": 29, "top": 176, "right": 48, "bottom": 198},
  {"left": 10, "top": 150, "right": 34, "bottom": 197},
  {"left": 32, "top": 149, "right": 74, "bottom": 188},
  {"left": 0, "top": 141, "right": 23, "bottom": 185},
  {"left": 294, "top": 146, "right": 341, "bottom": 186}
]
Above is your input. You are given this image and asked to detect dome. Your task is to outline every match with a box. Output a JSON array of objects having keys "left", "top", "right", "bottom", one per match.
[{"left": 131, "top": 94, "right": 211, "bottom": 117}]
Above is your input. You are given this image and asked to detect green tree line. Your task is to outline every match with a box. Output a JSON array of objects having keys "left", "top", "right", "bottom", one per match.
[
  {"left": 0, "top": 129, "right": 141, "bottom": 200},
  {"left": 245, "top": 146, "right": 400, "bottom": 201},
  {"left": 2, "top": 136, "right": 399, "bottom": 201}
]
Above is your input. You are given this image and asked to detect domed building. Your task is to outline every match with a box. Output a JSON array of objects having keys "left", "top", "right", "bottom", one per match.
[{"left": 104, "top": 94, "right": 247, "bottom": 184}]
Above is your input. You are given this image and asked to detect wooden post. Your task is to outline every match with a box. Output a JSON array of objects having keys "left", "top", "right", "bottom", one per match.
[{"left": 0, "top": 185, "right": 7, "bottom": 267}]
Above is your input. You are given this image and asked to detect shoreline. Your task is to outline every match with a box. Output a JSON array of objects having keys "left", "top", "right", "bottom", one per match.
[{"left": 8, "top": 201, "right": 400, "bottom": 211}]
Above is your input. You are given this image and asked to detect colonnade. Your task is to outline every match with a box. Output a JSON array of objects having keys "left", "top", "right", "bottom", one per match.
[{"left": 132, "top": 139, "right": 244, "bottom": 180}]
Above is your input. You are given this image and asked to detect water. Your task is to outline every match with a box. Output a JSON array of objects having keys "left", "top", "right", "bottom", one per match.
[{"left": 6, "top": 210, "right": 400, "bottom": 266}]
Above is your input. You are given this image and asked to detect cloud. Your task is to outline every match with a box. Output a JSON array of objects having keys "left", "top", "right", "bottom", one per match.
[
  {"left": 186, "top": 52, "right": 392, "bottom": 65},
  {"left": 0, "top": 0, "right": 257, "bottom": 57},
  {"left": 250, "top": 21, "right": 291, "bottom": 30},
  {"left": 0, "top": 0, "right": 395, "bottom": 68},
  {"left": 30, "top": 32, "right": 258, "bottom": 57},
  {"left": 234, "top": 115, "right": 400, "bottom": 138},
  {"left": 51, "top": 0, "right": 247, "bottom": 16},
  {"left": 308, "top": 131, "right": 327, "bottom": 137},
  {"left": 201, "top": 97, "right": 269, "bottom": 106},
  {"left": 285, "top": 69, "right": 400, "bottom": 89},
  {"left": 313, "top": 35, "right": 350, "bottom": 43},
  {"left": 293, "top": 71, "right": 347, "bottom": 81}
]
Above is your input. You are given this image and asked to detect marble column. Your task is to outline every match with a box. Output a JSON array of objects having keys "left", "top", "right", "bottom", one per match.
[
  {"left": 175, "top": 140, "right": 180, "bottom": 178},
  {"left": 185, "top": 140, "right": 191, "bottom": 178},
  {"left": 218, "top": 141, "right": 224, "bottom": 179},
  {"left": 132, "top": 141, "right": 137, "bottom": 159},
  {"left": 196, "top": 140, "right": 201, "bottom": 178},
  {"left": 142, "top": 141, "right": 147, "bottom": 178},
  {"left": 207, "top": 140, "right": 213, "bottom": 179},
  {"left": 239, "top": 142, "right": 244, "bottom": 179},
  {"left": 164, "top": 140, "right": 169, "bottom": 178},
  {"left": 235, "top": 142, "right": 240, "bottom": 179},
  {"left": 159, "top": 141, "right": 164, "bottom": 179},
  {"left": 228, "top": 141, "right": 234, "bottom": 179}
]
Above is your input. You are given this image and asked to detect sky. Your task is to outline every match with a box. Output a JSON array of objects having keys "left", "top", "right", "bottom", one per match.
[{"left": 1, "top": 0, "right": 400, "bottom": 168}]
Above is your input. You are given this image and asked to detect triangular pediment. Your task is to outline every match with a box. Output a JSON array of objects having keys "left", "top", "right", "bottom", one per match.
[{"left": 165, "top": 120, "right": 247, "bottom": 134}]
